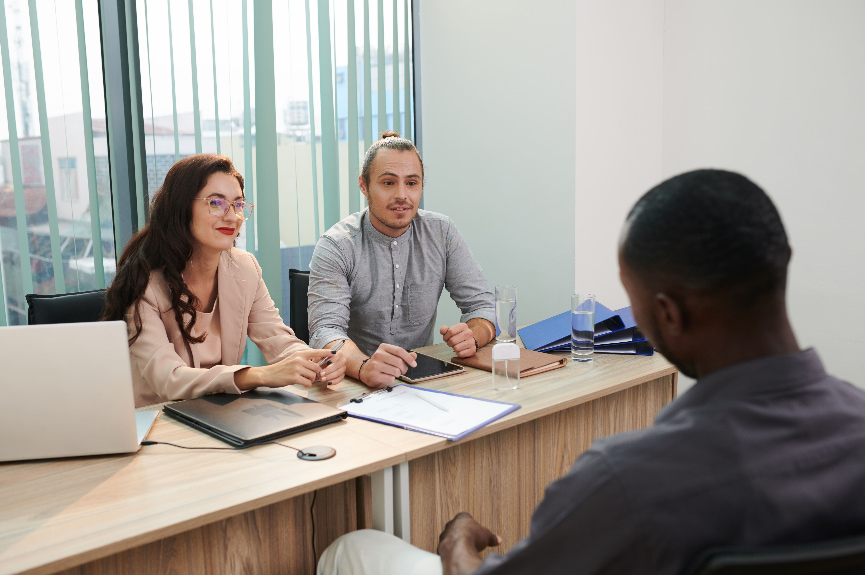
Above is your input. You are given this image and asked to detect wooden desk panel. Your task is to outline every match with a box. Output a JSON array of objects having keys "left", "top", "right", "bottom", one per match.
[
  {"left": 0, "top": 416, "right": 400, "bottom": 575},
  {"left": 409, "top": 374, "right": 675, "bottom": 554},
  {"left": 1, "top": 348, "right": 675, "bottom": 575},
  {"left": 394, "top": 348, "right": 677, "bottom": 554}
]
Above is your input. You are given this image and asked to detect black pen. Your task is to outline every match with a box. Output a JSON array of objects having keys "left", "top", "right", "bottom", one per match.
[{"left": 318, "top": 339, "right": 346, "bottom": 367}]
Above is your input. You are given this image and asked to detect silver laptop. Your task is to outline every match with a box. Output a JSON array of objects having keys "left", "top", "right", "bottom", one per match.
[{"left": 0, "top": 320, "right": 158, "bottom": 462}]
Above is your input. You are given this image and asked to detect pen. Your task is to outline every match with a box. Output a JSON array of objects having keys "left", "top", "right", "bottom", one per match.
[
  {"left": 414, "top": 389, "right": 449, "bottom": 412},
  {"left": 319, "top": 339, "right": 346, "bottom": 367}
]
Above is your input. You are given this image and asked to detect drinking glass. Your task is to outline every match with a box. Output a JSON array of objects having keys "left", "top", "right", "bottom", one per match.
[
  {"left": 495, "top": 285, "right": 517, "bottom": 343},
  {"left": 571, "top": 294, "right": 595, "bottom": 362}
]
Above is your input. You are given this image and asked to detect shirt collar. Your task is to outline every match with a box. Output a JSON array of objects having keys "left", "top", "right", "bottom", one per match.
[
  {"left": 361, "top": 207, "right": 414, "bottom": 246},
  {"left": 659, "top": 348, "right": 827, "bottom": 420}
]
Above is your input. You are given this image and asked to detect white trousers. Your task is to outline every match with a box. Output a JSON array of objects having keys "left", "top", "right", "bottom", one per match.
[{"left": 317, "top": 529, "right": 444, "bottom": 575}]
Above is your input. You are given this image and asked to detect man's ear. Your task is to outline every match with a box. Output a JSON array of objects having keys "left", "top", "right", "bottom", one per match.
[
  {"left": 655, "top": 292, "right": 687, "bottom": 337},
  {"left": 358, "top": 176, "right": 368, "bottom": 197}
]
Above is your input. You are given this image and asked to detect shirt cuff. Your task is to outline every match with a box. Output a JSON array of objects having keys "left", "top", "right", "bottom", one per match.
[
  {"left": 214, "top": 364, "right": 248, "bottom": 395},
  {"left": 309, "top": 328, "right": 349, "bottom": 350},
  {"left": 460, "top": 308, "right": 497, "bottom": 327}
]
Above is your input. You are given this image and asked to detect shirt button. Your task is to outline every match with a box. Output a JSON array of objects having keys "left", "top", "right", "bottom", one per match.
[
  {"left": 395, "top": 264, "right": 400, "bottom": 268},
  {"left": 395, "top": 304, "right": 399, "bottom": 307},
  {"left": 396, "top": 284, "right": 400, "bottom": 289},
  {"left": 392, "top": 240, "right": 397, "bottom": 246}
]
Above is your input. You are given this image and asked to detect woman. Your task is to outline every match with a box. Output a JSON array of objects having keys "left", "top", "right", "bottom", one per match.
[{"left": 103, "top": 154, "right": 345, "bottom": 407}]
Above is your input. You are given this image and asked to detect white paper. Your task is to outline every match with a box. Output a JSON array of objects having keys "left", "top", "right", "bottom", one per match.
[{"left": 341, "top": 385, "right": 515, "bottom": 438}]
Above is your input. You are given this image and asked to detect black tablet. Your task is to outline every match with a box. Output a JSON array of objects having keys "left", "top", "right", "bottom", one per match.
[{"left": 399, "top": 353, "right": 465, "bottom": 384}]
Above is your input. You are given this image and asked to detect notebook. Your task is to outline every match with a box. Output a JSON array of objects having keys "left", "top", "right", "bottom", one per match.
[
  {"left": 339, "top": 384, "right": 519, "bottom": 441},
  {"left": 163, "top": 388, "right": 348, "bottom": 447},
  {"left": 0, "top": 321, "right": 158, "bottom": 462},
  {"left": 451, "top": 345, "right": 568, "bottom": 377}
]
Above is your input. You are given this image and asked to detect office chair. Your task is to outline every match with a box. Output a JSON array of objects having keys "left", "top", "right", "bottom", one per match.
[
  {"left": 686, "top": 534, "right": 865, "bottom": 575},
  {"left": 26, "top": 289, "right": 107, "bottom": 325},
  {"left": 288, "top": 269, "right": 310, "bottom": 343}
]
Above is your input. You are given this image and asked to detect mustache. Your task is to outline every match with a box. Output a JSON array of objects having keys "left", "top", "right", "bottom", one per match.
[{"left": 387, "top": 201, "right": 414, "bottom": 209}]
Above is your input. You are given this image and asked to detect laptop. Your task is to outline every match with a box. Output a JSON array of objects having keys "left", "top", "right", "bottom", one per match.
[
  {"left": 0, "top": 321, "right": 158, "bottom": 462},
  {"left": 163, "top": 388, "right": 348, "bottom": 448}
]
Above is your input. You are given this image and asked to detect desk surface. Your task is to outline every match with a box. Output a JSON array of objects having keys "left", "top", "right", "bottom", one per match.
[
  {"left": 307, "top": 346, "right": 677, "bottom": 459},
  {"left": 0, "top": 346, "right": 674, "bottom": 575}
]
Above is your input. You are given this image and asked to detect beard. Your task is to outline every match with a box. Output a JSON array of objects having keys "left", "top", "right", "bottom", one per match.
[{"left": 368, "top": 201, "right": 416, "bottom": 231}]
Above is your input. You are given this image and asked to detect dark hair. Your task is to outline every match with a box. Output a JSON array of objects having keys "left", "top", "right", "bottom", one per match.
[
  {"left": 622, "top": 169, "right": 790, "bottom": 298},
  {"left": 103, "top": 154, "right": 244, "bottom": 349},
  {"left": 360, "top": 131, "right": 424, "bottom": 186}
]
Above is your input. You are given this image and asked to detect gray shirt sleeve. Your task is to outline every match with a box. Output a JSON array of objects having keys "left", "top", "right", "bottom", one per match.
[
  {"left": 473, "top": 448, "right": 652, "bottom": 575},
  {"left": 307, "top": 236, "right": 353, "bottom": 349},
  {"left": 442, "top": 219, "right": 496, "bottom": 326}
]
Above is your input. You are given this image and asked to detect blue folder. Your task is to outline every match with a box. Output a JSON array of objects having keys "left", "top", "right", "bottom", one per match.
[
  {"left": 595, "top": 340, "right": 654, "bottom": 355},
  {"left": 594, "top": 326, "right": 645, "bottom": 345},
  {"left": 595, "top": 306, "right": 636, "bottom": 337},
  {"left": 518, "top": 302, "right": 620, "bottom": 352},
  {"left": 519, "top": 304, "right": 654, "bottom": 355}
]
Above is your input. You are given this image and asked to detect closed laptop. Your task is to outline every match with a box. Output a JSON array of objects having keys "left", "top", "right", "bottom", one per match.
[{"left": 163, "top": 388, "right": 347, "bottom": 447}]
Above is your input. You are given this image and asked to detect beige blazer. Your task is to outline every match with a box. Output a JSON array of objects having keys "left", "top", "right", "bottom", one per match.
[{"left": 127, "top": 248, "right": 308, "bottom": 407}]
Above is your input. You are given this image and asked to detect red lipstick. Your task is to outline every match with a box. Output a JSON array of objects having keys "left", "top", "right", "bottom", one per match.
[{"left": 217, "top": 227, "right": 236, "bottom": 235}]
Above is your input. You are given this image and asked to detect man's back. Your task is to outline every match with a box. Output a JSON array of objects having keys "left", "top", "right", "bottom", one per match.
[{"left": 475, "top": 349, "right": 865, "bottom": 574}]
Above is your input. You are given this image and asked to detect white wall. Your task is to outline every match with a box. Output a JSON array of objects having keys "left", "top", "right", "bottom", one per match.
[
  {"left": 663, "top": 0, "right": 865, "bottom": 388},
  {"left": 418, "top": 0, "right": 577, "bottom": 339},
  {"left": 573, "top": 1, "right": 665, "bottom": 310},
  {"left": 419, "top": 0, "right": 865, "bottom": 390}
]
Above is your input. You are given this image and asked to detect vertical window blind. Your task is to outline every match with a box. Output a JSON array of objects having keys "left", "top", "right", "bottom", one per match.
[
  {"left": 0, "top": 0, "right": 415, "bottom": 334},
  {"left": 0, "top": 0, "right": 111, "bottom": 326}
]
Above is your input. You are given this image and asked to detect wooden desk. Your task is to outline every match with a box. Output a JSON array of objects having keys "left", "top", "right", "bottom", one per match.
[
  {"left": 0, "top": 413, "right": 430, "bottom": 575},
  {"left": 308, "top": 346, "right": 678, "bottom": 555},
  {"left": 0, "top": 349, "right": 675, "bottom": 574}
]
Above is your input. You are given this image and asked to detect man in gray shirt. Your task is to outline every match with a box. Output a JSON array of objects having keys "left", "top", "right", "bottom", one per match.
[
  {"left": 308, "top": 132, "right": 497, "bottom": 388},
  {"left": 317, "top": 169, "right": 865, "bottom": 574}
]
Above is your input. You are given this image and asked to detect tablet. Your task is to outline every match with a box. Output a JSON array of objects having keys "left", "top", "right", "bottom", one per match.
[{"left": 399, "top": 353, "right": 465, "bottom": 384}]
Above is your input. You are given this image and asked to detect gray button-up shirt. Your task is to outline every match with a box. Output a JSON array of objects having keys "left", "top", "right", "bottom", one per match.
[{"left": 308, "top": 208, "right": 496, "bottom": 356}]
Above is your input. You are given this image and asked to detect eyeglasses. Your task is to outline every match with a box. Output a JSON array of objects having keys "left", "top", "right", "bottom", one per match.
[{"left": 194, "top": 197, "right": 254, "bottom": 219}]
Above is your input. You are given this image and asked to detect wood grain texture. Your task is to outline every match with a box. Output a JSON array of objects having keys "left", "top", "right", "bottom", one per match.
[
  {"left": 0, "top": 417, "right": 406, "bottom": 575},
  {"left": 408, "top": 375, "right": 675, "bottom": 555},
  {"left": 1, "top": 345, "right": 675, "bottom": 575},
  {"left": 308, "top": 346, "right": 677, "bottom": 462},
  {"left": 51, "top": 480, "right": 359, "bottom": 575}
]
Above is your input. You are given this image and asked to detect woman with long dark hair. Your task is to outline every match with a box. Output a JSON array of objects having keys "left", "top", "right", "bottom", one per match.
[{"left": 103, "top": 154, "right": 345, "bottom": 407}]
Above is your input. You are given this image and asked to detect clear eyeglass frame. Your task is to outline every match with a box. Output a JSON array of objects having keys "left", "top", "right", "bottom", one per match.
[{"left": 195, "top": 197, "right": 255, "bottom": 219}]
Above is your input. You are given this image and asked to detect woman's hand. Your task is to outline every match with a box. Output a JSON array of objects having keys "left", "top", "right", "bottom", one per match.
[
  {"left": 235, "top": 348, "right": 343, "bottom": 390},
  {"left": 317, "top": 346, "right": 347, "bottom": 385}
]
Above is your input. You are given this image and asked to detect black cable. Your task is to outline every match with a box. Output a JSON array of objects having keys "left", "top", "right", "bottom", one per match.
[
  {"left": 311, "top": 490, "right": 318, "bottom": 566},
  {"left": 141, "top": 440, "right": 309, "bottom": 455}
]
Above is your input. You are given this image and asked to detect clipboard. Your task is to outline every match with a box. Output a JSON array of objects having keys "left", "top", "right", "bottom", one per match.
[{"left": 338, "top": 384, "right": 520, "bottom": 441}]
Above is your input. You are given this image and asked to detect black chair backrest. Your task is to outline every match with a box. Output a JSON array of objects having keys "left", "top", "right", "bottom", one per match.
[
  {"left": 687, "top": 534, "right": 865, "bottom": 575},
  {"left": 288, "top": 269, "right": 310, "bottom": 343},
  {"left": 26, "top": 289, "right": 107, "bottom": 325}
]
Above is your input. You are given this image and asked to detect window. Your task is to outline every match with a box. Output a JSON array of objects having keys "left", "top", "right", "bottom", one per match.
[
  {"left": 57, "top": 157, "right": 78, "bottom": 200},
  {"left": 0, "top": 0, "right": 113, "bottom": 325}
]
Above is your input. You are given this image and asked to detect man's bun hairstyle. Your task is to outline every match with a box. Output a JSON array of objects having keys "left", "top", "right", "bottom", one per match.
[{"left": 361, "top": 131, "right": 424, "bottom": 185}]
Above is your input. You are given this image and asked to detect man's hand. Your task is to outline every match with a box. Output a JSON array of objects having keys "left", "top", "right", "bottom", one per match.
[
  {"left": 441, "top": 323, "right": 477, "bottom": 358},
  {"left": 360, "top": 343, "right": 418, "bottom": 388},
  {"left": 437, "top": 512, "right": 501, "bottom": 575}
]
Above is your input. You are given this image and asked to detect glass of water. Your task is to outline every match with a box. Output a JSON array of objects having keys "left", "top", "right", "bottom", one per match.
[
  {"left": 571, "top": 294, "right": 595, "bottom": 362},
  {"left": 495, "top": 285, "right": 517, "bottom": 343}
]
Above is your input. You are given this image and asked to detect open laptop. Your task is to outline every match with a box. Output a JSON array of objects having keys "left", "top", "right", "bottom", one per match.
[{"left": 0, "top": 321, "right": 158, "bottom": 462}]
